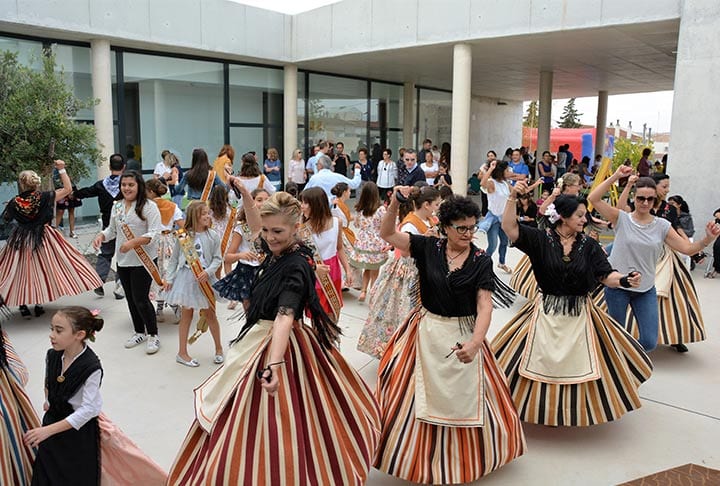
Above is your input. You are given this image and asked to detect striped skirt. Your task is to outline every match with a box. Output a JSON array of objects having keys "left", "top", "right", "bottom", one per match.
[
  {"left": 0, "top": 226, "right": 103, "bottom": 306},
  {"left": 509, "top": 254, "right": 538, "bottom": 300},
  {"left": 1, "top": 333, "right": 41, "bottom": 486},
  {"left": 492, "top": 298, "right": 653, "bottom": 426},
  {"left": 167, "top": 320, "right": 381, "bottom": 485},
  {"left": 375, "top": 310, "right": 526, "bottom": 484}
]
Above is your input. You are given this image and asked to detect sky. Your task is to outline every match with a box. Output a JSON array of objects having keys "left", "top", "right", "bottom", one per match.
[
  {"left": 537, "top": 91, "right": 675, "bottom": 134},
  {"left": 232, "top": 1, "right": 675, "bottom": 133}
]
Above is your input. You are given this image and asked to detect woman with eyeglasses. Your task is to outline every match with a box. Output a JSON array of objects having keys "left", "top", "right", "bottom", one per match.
[
  {"left": 373, "top": 187, "right": 524, "bottom": 484},
  {"left": 494, "top": 182, "right": 652, "bottom": 427},
  {"left": 589, "top": 165, "right": 720, "bottom": 352}
]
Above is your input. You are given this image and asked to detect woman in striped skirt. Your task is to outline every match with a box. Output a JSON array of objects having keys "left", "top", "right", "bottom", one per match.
[
  {"left": 375, "top": 188, "right": 524, "bottom": 484},
  {"left": 495, "top": 183, "right": 654, "bottom": 427},
  {"left": 0, "top": 326, "right": 41, "bottom": 485},
  {"left": 168, "top": 192, "right": 381, "bottom": 485},
  {"left": 0, "top": 161, "right": 103, "bottom": 318}
]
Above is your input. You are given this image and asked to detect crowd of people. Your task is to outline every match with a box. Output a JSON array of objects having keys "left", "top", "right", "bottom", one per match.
[{"left": 0, "top": 138, "right": 719, "bottom": 485}]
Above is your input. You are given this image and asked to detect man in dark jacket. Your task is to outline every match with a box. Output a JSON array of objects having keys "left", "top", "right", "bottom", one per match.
[
  {"left": 400, "top": 149, "right": 426, "bottom": 186},
  {"left": 74, "top": 153, "right": 125, "bottom": 298}
]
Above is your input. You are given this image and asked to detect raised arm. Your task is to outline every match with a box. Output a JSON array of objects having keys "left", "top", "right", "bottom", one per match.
[
  {"left": 588, "top": 165, "right": 633, "bottom": 226},
  {"left": 665, "top": 221, "right": 720, "bottom": 256},
  {"left": 380, "top": 187, "right": 411, "bottom": 253},
  {"left": 616, "top": 174, "right": 638, "bottom": 213},
  {"left": 480, "top": 160, "right": 496, "bottom": 193},
  {"left": 502, "top": 180, "right": 528, "bottom": 243},
  {"left": 53, "top": 160, "right": 72, "bottom": 201},
  {"left": 231, "top": 178, "right": 261, "bottom": 234}
]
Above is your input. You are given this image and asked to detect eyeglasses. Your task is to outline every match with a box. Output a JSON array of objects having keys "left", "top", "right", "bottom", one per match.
[
  {"left": 635, "top": 196, "right": 657, "bottom": 204},
  {"left": 448, "top": 223, "right": 479, "bottom": 234}
]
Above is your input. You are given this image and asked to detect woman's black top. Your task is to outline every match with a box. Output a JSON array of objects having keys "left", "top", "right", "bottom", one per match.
[
  {"left": 409, "top": 234, "right": 501, "bottom": 318},
  {"left": 2, "top": 190, "right": 55, "bottom": 251},
  {"left": 514, "top": 224, "right": 613, "bottom": 298},
  {"left": 517, "top": 202, "right": 538, "bottom": 228}
]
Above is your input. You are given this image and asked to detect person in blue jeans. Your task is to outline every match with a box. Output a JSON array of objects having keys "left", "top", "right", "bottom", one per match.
[
  {"left": 480, "top": 160, "right": 513, "bottom": 273},
  {"left": 589, "top": 165, "right": 720, "bottom": 351}
]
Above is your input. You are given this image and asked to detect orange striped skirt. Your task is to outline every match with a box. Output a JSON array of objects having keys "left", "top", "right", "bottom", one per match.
[
  {"left": 509, "top": 254, "right": 538, "bottom": 300},
  {"left": 168, "top": 320, "right": 381, "bottom": 485},
  {"left": 375, "top": 310, "right": 526, "bottom": 484},
  {"left": 492, "top": 298, "right": 653, "bottom": 426},
  {"left": 1, "top": 333, "right": 41, "bottom": 486},
  {"left": 0, "top": 226, "right": 102, "bottom": 306}
]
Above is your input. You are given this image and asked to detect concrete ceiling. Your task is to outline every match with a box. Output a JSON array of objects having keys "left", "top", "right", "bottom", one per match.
[{"left": 296, "top": 19, "right": 679, "bottom": 101}]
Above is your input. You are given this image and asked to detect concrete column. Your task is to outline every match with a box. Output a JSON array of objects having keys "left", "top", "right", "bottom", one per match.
[
  {"left": 450, "top": 44, "right": 472, "bottom": 196},
  {"left": 668, "top": 0, "right": 720, "bottom": 227},
  {"left": 283, "top": 64, "right": 298, "bottom": 187},
  {"left": 403, "top": 81, "right": 415, "bottom": 150},
  {"left": 594, "top": 90, "right": 608, "bottom": 159},
  {"left": 90, "top": 39, "right": 114, "bottom": 179},
  {"left": 537, "top": 71, "right": 553, "bottom": 158}
]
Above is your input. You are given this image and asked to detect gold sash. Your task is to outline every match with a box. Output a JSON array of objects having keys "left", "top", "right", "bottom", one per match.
[
  {"left": 415, "top": 310, "right": 484, "bottom": 427},
  {"left": 336, "top": 200, "right": 356, "bottom": 245},
  {"left": 220, "top": 206, "right": 238, "bottom": 256},
  {"left": 200, "top": 170, "right": 216, "bottom": 202},
  {"left": 400, "top": 213, "right": 430, "bottom": 234},
  {"left": 519, "top": 295, "right": 601, "bottom": 385},
  {"left": 176, "top": 228, "right": 217, "bottom": 344},
  {"left": 298, "top": 223, "right": 342, "bottom": 323},
  {"left": 115, "top": 202, "right": 163, "bottom": 286}
]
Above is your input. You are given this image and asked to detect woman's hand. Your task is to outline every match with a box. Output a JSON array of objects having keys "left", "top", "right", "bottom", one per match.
[
  {"left": 92, "top": 233, "right": 104, "bottom": 250},
  {"left": 614, "top": 164, "right": 633, "bottom": 180},
  {"left": 239, "top": 251, "right": 259, "bottom": 262},
  {"left": 196, "top": 271, "right": 209, "bottom": 283},
  {"left": 259, "top": 367, "right": 280, "bottom": 396},
  {"left": 119, "top": 241, "right": 134, "bottom": 254},
  {"left": 316, "top": 263, "right": 330, "bottom": 278},
  {"left": 488, "top": 160, "right": 497, "bottom": 170},
  {"left": 164, "top": 282, "right": 173, "bottom": 292},
  {"left": 454, "top": 339, "right": 482, "bottom": 364},
  {"left": 627, "top": 271, "right": 642, "bottom": 288},
  {"left": 628, "top": 174, "right": 639, "bottom": 186},
  {"left": 512, "top": 180, "right": 529, "bottom": 197},
  {"left": 394, "top": 185, "right": 412, "bottom": 199},
  {"left": 704, "top": 220, "right": 720, "bottom": 240},
  {"left": 24, "top": 426, "right": 52, "bottom": 448},
  {"left": 344, "top": 273, "right": 353, "bottom": 288},
  {"left": 53, "top": 159, "right": 66, "bottom": 171}
]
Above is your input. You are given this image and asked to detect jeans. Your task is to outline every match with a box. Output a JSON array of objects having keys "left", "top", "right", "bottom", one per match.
[
  {"left": 117, "top": 265, "right": 158, "bottom": 336},
  {"left": 604, "top": 286, "right": 658, "bottom": 352},
  {"left": 96, "top": 238, "right": 116, "bottom": 282},
  {"left": 484, "top": 212, "right": 509, "bottom": 265}
]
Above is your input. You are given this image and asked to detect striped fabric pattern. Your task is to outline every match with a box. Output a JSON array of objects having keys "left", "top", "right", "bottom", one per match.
[
  {"left": 0, "top": 226, "right": 103, "bottom": 306},
  {"left": 492, "top": 300, "right": 653, "bottom": 426},
  {"left": 168, "top": 323, "right": 381, "bottom": 485},
  {"left": 509, "top": 254, "right": 538, "bottom": 299},
  {"left": 375, "top": 311, "right": 526, "bottom": 484},
  {"left": 1, "top": 337, "right": 41, "bottom": 486}
]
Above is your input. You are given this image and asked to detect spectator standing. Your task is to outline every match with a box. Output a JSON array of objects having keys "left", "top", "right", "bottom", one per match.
[
  {"left": 153, "top": 149, "right": 173, "bottom": 180},
  {"left": 421, "top": 151, "right": 439, "bottom": 185},
  {"left": 537, "top": 150, "right": 555, "bottom": 193},
  {"left": 556, "top": 144, "right": 567, "bottom": 178},
  {"left": 213, "top": 145, "right": 235, "bottom": 184},
  {"left": 287, "top": 148, "right": 307, "bottom": 192},
  {"left": 508, "top": 148, "right": 530, "bottom": 185},
  {"left": 637, "top": 147, "right": 652, "bottom": 177},
  {"left": 333, "top": 141, "right": 350, "bottom": 176},
  {"left": 399, "top": 149, "right": 426, "bottom": 186},
  {"left": 375, "top": 148, "right": 397, "bottom": 201},
  {"left": 418, "top": 139, "right": 432, "bottom": 166},
  {"left": 263, "top": 148, "right": 282, "bottom": 191},
  {"left": 304, "top": 155, "right": 362, "bottom": 204},
  {"left": 357, "top": 148, "right": 374, "bottom": 183}
]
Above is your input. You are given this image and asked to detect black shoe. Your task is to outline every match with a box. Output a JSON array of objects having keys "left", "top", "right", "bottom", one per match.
[
  {"left": 94, "top": 286, "right": 105, "bottom": 297},
  {"left": 672, "top": 343, "right": 689, "bottom": 353},
  {"left": 34, "top": 305, "right": 45, "bottom": 317},
  {"left": 19, "top": 305, "right": 32, "bottom": 320}
]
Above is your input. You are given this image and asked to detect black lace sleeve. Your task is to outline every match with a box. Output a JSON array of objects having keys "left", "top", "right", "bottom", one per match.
[{"left": 276, "top": 266, "right": 307, "bottom": 320}]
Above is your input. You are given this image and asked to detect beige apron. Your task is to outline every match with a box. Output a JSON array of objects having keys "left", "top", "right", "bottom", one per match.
[
  {"left": 195, "top": 320, "right": 273, "bottom": 432},
  {"left": 655, "top": 244, "right": 673, "bottom": 298},
  {"left": 519, "top": 296, "right": 601, "bottom": 385},
  {"left": 415, "top": 310, "right": 484, "bottom": 427}
]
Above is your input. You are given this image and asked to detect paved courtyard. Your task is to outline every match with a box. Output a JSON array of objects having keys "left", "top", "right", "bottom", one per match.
[{"left": 5, "top": 227, "right": 720, "bottom": 485}]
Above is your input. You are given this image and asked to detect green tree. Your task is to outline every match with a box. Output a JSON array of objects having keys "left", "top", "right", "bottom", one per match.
[
  {"left": 523, "top": 100, "right": 538, "bottom": 128},
  {"left": 557, "top": 98, "right": 583, "bottom": 128},
  {"left": 0, "top": 50, "right": 101, "bottom": 186},
  {"left": 611, "top": 137, "right": 654, "bottom": 171}
]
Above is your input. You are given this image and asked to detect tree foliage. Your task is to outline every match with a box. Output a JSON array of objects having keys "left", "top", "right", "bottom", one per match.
[
  {"left": 611, "top": 137, "right": 654, "bottom": 171},
  {"left": 557, "top": 98, "right": 583, "bottom": 128},
  {"left": 523, "top": 100, "right": 538, "bottom": 128},
  {"left": 0, "top": 50, "right": 101, "bottom": 187}
]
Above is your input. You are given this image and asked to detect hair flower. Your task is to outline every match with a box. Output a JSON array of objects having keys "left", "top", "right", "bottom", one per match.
[
  {"left": 91, "top": 309, "right": 101, "bottom": 317},
  {"left": 544, "top": 203, "right": 560, "bottom": 224}
]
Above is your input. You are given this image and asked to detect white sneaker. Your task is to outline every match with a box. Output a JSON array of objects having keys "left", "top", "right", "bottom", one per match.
[
  {"left": 146, "top": 335, "right": 160, "bottom": 354},
  {"left": 124, "top": 333, "right": 147, "bottom": 349},
  {"left": 156, "top": 303, "right": 165, "bottom": 323}
]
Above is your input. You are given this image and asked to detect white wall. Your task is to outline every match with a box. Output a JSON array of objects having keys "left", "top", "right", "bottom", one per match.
[{"left": 468, "top": 96, "right": 523, "bottom": 176}]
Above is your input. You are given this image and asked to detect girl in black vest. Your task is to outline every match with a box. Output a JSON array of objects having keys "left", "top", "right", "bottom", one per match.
[{"left": 25, "top": 307, "right": 104, "bottom": 485}]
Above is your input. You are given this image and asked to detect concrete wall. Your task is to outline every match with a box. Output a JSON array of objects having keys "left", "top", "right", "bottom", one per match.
[
  {"left": 668, "top": 0, "right": 720, "bottom": 227},
  {"left": 468, "top": 96, "right": 523, "bottom": 175},
  {"left": 292, "top": 0, "right": 681, "bottom": 60},
  {"left": 0, "top": 0, "right": 292, "bottom": 63}
]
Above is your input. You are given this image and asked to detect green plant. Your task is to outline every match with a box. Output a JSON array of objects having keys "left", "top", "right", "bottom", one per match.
[
  {"left": 557, "top": 98, "right": 582, "bottom": 128},
  {"left": 611, "top": 137, "right": 653, "bottom": 171},
  {"left": 523, "top": 100, "right": 538, "bottom": 128},
  {"left": 0, "top": 50, "right": 101, "bottom": 187}
]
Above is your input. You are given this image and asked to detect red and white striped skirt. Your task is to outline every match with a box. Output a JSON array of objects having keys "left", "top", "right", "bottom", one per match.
[
  {"left": 0, "top": 226, "right": 102, "bottom": 306},
  {"left": 375, "top": 309, "right": 526, "bottom": 484},
  {"left": 168, "top": 320, "right": 381, "bottom": 485}
]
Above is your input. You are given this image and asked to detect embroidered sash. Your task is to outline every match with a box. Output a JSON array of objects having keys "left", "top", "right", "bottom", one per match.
[
  {"left": 400, "top": 213, "right": 431, "bottom": 234},
  {"left": 200, "top": 170, "right": 216, "bottom": 202},
  {"left": 176, "top": 228, "right": 216, "bottom": 344},
  {"left": 115, "top": 202, "right": 163, "bottom": 286},
  {"left": 220, "top": 206, "right": 238, "bottom": 256},
  {"left": 298, "top": 223, "right": 342, "bottom": 323},
  {"left": 336, "top": 200, "right": 356, "bottom": 245}
]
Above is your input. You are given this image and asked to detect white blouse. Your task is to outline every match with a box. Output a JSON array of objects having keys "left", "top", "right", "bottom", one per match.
[
  {"left": 62, "top": 346, "right": 103, "bottom": 430},
  {"left": 102, "top": 200, "right": 162, "bottom": 267},
  {"left": 312, "top": 217, "right": 340, "bottom": 261}
]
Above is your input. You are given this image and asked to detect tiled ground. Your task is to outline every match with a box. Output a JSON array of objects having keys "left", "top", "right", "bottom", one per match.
[{"left": 5, "top": 226, "right": 720, "bottom": 485}]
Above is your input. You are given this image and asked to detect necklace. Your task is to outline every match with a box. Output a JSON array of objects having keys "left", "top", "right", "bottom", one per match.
[
  {"left": 447, "top": 246, "right": 468, "bottom": 265},
  {"left": 555, "top": 229, "right": 576, "bottom": 262}
]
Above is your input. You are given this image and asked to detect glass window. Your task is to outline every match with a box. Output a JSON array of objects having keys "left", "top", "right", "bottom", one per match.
[
  {"left": 370, "top": 82, "right": 404, "bottom": 156},
  {"left": 297, "top": 72, "right": 307, "bottom": 159},
  {"left": 417, "top": 88, "right": 452, "bottom": 151},
  {"left": 0, "top": 36, "right": 43, "bottom": 68},
  {"left": 230, "top": 126, "right": 263, "bottom": 158},
  {"left": 121, "top": 53, "right": 224, "bottom": 170},
  {"left": 54, "top": 44, "right": 95, "bottom": 121},
  {"left": 308, "top": 74, "right": 367, "bottom": 161},
  {"left": 229, "top": 65, "right": 282, "bottom": 124}
]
